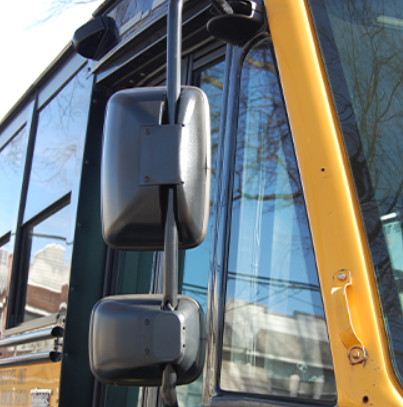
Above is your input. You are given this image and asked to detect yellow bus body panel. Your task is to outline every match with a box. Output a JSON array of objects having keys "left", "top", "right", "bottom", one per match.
[
  {"left": 263, "top": 0, "right": 403, "bottom": 405},
  {"left": 0, "top": 362, "right": 60, "bottom": 407}
]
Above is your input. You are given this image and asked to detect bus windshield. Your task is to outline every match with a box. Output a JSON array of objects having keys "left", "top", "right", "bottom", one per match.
[{"left": 309, "top": 0, "right": 403, "bottom": 382}]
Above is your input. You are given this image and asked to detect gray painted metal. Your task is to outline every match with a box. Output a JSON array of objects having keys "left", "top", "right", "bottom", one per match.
[{"left": 101, "top": 86, "right": 211, "bottom": 250}]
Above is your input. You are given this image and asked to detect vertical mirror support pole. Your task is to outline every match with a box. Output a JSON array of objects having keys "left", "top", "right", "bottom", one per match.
[
  {"left": 166, "top": 0, "right": 183, "bottom": 125},
  {"left": 162, "top": 188, "right": 178, "bottom": 310},
  {"left": 162, "top": 1, "right": 183, "bottom": 406}
]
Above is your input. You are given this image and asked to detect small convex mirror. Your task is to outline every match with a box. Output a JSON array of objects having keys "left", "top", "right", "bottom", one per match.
[
  {"left": 89, "top": 295, "right": 206, "bottom": 386},
  {"left": 101, "top": 86, "right": 211, "bottom": 251}
]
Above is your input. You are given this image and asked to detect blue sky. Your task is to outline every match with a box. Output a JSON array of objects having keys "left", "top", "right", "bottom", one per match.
[{"left": 0, "top": 0, "right": 104, "bottom": 122}]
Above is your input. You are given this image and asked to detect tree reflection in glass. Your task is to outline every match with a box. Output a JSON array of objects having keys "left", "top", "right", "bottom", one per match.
[
  {"left": 24, "top": 68, "right": 91, "bottom": 222},
  {"left": 0, "top": 127, "right": 28, "bottom": 237},
  {"left": 177, "top": 59, "right": 225, "bottom": 407},
  {"left": 309, "top": 0, "right": 403, "bottom": 381},
  {"left": 221, "top": 42, "right": 336, "bottom": 401}
]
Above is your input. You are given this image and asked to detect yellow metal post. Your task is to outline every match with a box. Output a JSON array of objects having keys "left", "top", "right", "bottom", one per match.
[{"left": 263, "top": 0, "right": 403, "bottom": 405}]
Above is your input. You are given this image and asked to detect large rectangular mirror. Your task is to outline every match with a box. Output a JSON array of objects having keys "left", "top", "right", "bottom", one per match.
[{"left": 101, "top": 86, "right": 211, "bottom": 251}]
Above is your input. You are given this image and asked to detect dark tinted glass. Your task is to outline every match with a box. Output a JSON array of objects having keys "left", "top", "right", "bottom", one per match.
[
  {"left": 24, "top": 205, "right": 73, "bottom": 321},
  {"left": 24, "top": 68, "right": 91, "bottom": 222},
  {"left": 0, "top": 127, "right": 28, "bottom": 237},
  {"left": 309, "top": 0, "right": 403, "bottom": 382},
  {"left": 220, "top": 41, "right": 336, "bottom": 401}
]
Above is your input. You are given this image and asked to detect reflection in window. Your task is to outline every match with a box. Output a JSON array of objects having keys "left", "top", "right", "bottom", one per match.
[
  {"left": 220, "top": 42, "right": 336, "bottom": 401},
  {"left": 24, "top": 68, "right": 91, "bottom": 221},
  {"left": 0, "top": 239, "right": 13, "bottom": 332},
  {"left": 309, "top": 0, "right": 403, "bottom": 382},
  {"left": 24, "top": 205, "right": 73, "bottom": 322},
  {"left": 177, "top": 59, "right": 225, "bottom": 407},
  {"left": 0, "top": 127, "right": 28, "bottom": 237}
]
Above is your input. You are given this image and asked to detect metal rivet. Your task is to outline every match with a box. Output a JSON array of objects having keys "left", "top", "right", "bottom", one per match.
[
  {"left": 144, "top": 176, "right": 150, "bottom": 183},
  {"left": 144, "top": 349, "right": 150, "bottom": 355},
  {"left": 145, "top": 128, "right": 151, "bottom": 135},
  {"left": 338, "top": 273, "right": 347, "bottom": 281},
  {"left": 145, "top": 319, "right": 150, "bottom": 325}
]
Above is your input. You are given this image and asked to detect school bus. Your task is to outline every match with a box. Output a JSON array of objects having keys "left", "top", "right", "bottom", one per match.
[{"left": 1, "top": 0, "right": 403, "bottom": 405}]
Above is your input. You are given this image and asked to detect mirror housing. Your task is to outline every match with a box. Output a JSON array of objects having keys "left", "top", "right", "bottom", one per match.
[
  {"left": 73, "top": 16, "right": 119, "bottom": 60},
  {"left": 89, "top": 295, "right": 206, "bottom": 386},
  {"left": 101, "top": 86, "right": 211, "bottom": 251}
]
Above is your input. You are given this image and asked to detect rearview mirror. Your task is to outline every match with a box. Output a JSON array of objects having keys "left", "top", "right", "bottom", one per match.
[
  {"left": 90, "top": 1, "right": 210, "bottom": 403},
  {"left": 89, "top": 295, "right": 206, "bottom": 386},
  {"left": 101, "top": 86, "right": 211, "bottom": 251}
]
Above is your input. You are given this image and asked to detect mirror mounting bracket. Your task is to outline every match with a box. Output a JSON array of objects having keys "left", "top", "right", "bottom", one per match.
[{"left": 139, "top": 125, "right": 183, "bottom": 186}]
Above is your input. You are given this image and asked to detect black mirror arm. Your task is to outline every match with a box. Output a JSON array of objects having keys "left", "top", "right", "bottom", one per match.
[
  {"left": 162, "top": 1, "right": 183, "bottom": 406},
  {"left": 162, "top": 188, "right": 178, "bottom": 311},
  {"left": 162, "top": 364, "right": 180, "bottom": 407},
  {"left": 167, "top": 0, "right": 183, "bottom": 125}
]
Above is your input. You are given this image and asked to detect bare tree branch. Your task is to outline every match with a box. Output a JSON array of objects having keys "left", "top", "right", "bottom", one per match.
[{"left": 31, "top": 0, "right": 100, "bottom": 26}]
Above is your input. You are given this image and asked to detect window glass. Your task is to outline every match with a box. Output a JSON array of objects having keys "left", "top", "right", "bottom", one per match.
[
  {"left": 24, "top": 205, "right": 73, "bottom": 321},
  {"left": 0, "top": 238, "right": 13, "bottom": 331},
  {"left": 308, "top": 0, "right": 403, "bottom": 383},
  {"left": 0, "top": 127, "right": 28, "bottom": 237},
  {"left": 220, "top": 42, "right": 336, "bottom": 401},
  {"left": 177, "top": 59, "right": 225, "bottom": 407},
  {"left": 24, "top": 68, "right": 91, "bottom": 222}
]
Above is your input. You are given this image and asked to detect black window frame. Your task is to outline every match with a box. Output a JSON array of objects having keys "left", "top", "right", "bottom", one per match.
[{"left": 3, "top": 55, "right": 91, "bottom": 331}]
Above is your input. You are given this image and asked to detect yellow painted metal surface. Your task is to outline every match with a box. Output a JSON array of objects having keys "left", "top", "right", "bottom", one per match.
[
  {"left": 263, "top": 0, "right": 403, "bottom": 405},
  {"left": 0, "top": 362, "right": 60, "bottom": 406}
]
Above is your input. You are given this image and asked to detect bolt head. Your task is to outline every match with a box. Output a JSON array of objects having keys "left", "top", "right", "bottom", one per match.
[
  {"left": 338, "top": 272, "right": 347, "bottom": 281},
  {"left": 144, "top": 176, "right": 150, "bottom": 183},
  {"left": 351, "top": 348, "right": 361, "bottom": 359}
]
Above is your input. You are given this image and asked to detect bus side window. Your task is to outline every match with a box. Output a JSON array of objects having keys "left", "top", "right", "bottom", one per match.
[
  {"left": 23, "top": 205, "right": 72, "bottom": 321},
  {"left": 24, "top": 69, "right": 91, "bottom": 223},
  {"left": 15, "top": 67, "right": 91, "bottom": 325},
  {"left": 0, "top": 126, "right": 29, "bottom": 329},
  {"left": 219, "top": 40, "right": 337, "bottom": 401}
]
